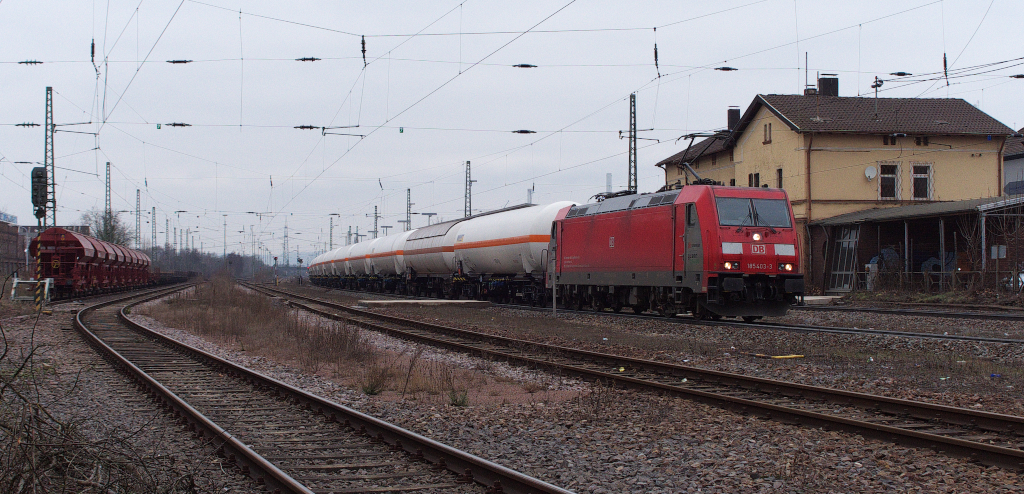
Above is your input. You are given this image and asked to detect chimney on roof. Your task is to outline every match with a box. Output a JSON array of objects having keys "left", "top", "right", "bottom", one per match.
[
  {"left": 818, "top": 74, "right": 838, "bottom": 96},
  {"left": 727, "top": 107, "right": 740, "bottom": 130}
]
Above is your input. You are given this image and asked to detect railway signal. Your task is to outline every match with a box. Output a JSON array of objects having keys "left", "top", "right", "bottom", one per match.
[{"left": 31, "top": 167, "right": 47, "bottom": 220}]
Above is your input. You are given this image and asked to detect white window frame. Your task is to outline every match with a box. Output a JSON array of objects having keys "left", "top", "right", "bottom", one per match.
[
  {"left": 878, "top": 161, "right": 901, "bottom": 200},
  {"left": 911, "top": 163, "right": 933, "bottom": 200}
]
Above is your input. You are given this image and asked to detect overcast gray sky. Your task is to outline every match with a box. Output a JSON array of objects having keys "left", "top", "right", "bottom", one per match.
[{"left": 2, "top": 0, "right": 1022, "bottom": 263}]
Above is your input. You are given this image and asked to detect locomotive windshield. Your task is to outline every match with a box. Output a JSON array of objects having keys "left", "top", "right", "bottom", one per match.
[{"left": 715, "top": 197, "right": 792, "bottom": 228}]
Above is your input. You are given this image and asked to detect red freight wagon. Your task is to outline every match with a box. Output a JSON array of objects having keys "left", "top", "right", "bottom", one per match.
[
  {"left": 551, "top": 184, "right": 804, "bottom": 320},
  {"left": 29, "top": 227, "right": 151, "bottom": 299}
]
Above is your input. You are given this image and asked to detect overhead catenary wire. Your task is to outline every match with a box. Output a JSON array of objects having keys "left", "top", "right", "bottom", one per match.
[
  {"left": 36, "top": 0, "right": 1011, "bottom": 240},
  {"left": 263, "top": 0, "right": 579, "bottom": 235}
]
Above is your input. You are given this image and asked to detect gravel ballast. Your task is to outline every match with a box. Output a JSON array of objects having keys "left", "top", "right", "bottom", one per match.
[
  {"left": 129, "top": 287, "right": 1022, "bottom": 493},
  {"left": 0, "top": 306, "right": 262, "bottom": 493}
]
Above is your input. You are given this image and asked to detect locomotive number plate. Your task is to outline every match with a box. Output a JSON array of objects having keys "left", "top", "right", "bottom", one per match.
[
  {"left": 751, "top": 244, "right": 766, "bottom": 255},
  {"left": 747, "top": 263, "right": 771, "bottom": 270}
]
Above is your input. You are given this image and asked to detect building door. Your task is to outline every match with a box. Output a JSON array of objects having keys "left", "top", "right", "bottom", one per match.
[{"left": 827, "top": 225, "right": 860, "bottom": 293}]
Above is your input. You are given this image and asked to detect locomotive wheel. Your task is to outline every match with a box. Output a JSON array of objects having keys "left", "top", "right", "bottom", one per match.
[
  {"left": 631, "top": 305, "right": 644, "bottom": 315},
  {"left": 612, "top": 302, "right": 623, "bottom": 313},
  {"left": 742, "top": 316, "right": 762, "bottom": 323}
]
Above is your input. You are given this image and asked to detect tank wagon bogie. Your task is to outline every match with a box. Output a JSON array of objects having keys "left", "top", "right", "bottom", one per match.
[{"left": 309, "top": 185, "right": 804, "bottom": 319}]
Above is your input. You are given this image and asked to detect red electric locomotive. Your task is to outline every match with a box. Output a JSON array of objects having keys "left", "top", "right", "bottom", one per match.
[
  {"left": 549, "top": 183, "right": 804, "bottom": 320},
  {"left": 29, "top": 227, "right": 152, "bottom": 299}
]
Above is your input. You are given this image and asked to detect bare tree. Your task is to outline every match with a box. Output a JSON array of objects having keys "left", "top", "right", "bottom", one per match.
[
  {"left": 956, "top": 215, "right": 983, "bottom": 291},
  {"left": 80, "top": 208, "right": 133, "bottom": 245}
]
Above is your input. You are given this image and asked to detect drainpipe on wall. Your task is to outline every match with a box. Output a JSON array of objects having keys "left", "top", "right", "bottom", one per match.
[{"left": 998, "top": 138, "right": 1006, "bottom": 195}]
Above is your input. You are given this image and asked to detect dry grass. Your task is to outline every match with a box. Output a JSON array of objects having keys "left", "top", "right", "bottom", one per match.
[
  {"left": 146, "top": 277, "right": 576, "bottom": 407},
  {"left": 143, "top": 276, "right": 374, "bottom": 376}
]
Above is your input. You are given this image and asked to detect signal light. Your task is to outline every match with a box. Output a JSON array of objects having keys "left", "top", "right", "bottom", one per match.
[{"left": 31, "top": 167, "right": 47, "bottom": 208}]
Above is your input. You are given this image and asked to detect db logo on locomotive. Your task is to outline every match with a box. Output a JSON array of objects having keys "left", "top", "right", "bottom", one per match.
[{"left": 751, "top": 244, "right": 766, "bottom": 255}]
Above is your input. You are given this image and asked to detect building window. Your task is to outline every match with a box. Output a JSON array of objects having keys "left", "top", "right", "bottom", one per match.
[
  {"left": 879, "top": 162, "right": 900, "bottom": 200},
  {"left": 912, "top": 164, "right": 932, "bottom": 200},
  {"left": 711, "top": 154, "right": 717, "bottom": 167},
  {"left": 729, "top": 148, "right": 734, "bottom": 162},
  {"left": 763, "top": 123, "right": 772, "bottom": 144},
  {"left": 747, "top": 173, "right": 760, "bottom": 187},
  {"left": 915, "top": 136, "right": 929, "bottom": 146},
  {"left": 883, "top": 135, "right": 898, "bottom": 146},
  {"left": 729, "top": 178, "right": 736, "bottom": 186},
  {"left": 776, "top": 168, "right": 783, "bottom": 188}
]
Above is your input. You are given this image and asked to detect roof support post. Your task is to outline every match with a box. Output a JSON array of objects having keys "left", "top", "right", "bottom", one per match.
[
  {"left": 939, "top": 218, "right": 945, "bottom": 290},
  {"left": 981, "top": 212, "right": 987, "bottom": 271},
  {"left": 904, "top": 220, "right": 909, "bottom": 274}
]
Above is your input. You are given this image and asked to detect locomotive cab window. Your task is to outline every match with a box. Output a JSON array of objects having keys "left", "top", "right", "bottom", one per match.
[
  {"left": 715, "top": 197, "right": 792, "bottom": 228},
  {"left": 687, "top": 204, "right": 697, "bottom": 226}
]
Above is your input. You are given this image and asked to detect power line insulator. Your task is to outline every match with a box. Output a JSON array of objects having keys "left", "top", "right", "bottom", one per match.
[
  {"left": 166, "top": 60, "right": 193, "bottom": 64},
  {"left": 296, "top": 57, "right": 321, "bottom": 62},
  {"left": 714, "top": 66, "right": 737, "bottom": 71},
  {"left": 16, "top": 123, "right": 40, "bottom": 127},
  {"left": 18, "top": 60, "right": 43, "bottom": 65},
  {"left": 165, "top": 122, "right": 192, "bottom": 127},
  {"left": 512, "top": 130, "right": 536, "bottom": 134},
  {"left": 294, "top": 125, "right": 320, "bottom": 130},
  {"left": 512, "top": 64, "right": 537, "bottom": 68}
]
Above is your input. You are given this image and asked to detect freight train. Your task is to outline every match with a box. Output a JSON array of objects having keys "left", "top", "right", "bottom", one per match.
[
  {"left": 16, "top": 227, "right": 190, "bottom": 301},
  {"left": 308, "top": 184, "right": 805, "bottom": 319}
]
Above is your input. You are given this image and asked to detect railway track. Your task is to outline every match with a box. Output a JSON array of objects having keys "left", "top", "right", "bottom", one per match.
[
  {"left": 75, "top": 286, "right": 572, "bottom": 494},
  {"left": 248, "top": 282, "right": 1024, "bottom": 471},
  {"left": 277, "top": 284, "right": 1024, "bottom": 344},
  {"left": 794, "top": 304, "right": 1024, "bottom": 322}
]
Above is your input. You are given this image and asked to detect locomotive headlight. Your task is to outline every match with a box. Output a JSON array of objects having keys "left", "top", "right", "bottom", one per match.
[
  {"left": 752, "top": 233, "right": 762, "bottom": 241},
  {"left": 724, "top": 261, "right": 735, "bottom": 270},
  {"left": 778, "top": 263, "right": 794, "bottom": 271}
]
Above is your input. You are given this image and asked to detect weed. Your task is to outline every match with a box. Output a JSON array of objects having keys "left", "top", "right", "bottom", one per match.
[
  {"left": 360, "top": 359, "right": 394, "bottom": 395},
  {"left": 447, "top": 389, "right": 469, "bottom": 406},
  {"left": 521, "top": 381, "right": 546, "bottom": 394}
]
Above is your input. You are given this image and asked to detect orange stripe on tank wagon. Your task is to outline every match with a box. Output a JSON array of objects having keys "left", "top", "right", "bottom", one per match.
[{"left": 454, "top": 234, "right": 549, "bottom": 251}]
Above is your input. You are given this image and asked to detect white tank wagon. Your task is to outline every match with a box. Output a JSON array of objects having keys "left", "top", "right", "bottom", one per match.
[
  {"left": 326, "top": 246, "right": 346, "bottom": 278},
  {"left": 453, "top": 201, "right": 576, "bottom": 277},
  {"left": 347, "top": 240, "right": 372, "bottom": 277},
  {"left": 390, "top": 230, "right": 416, "bottom": 275},
  {"left": 404, "top": 220, "right": 465, "bottom": 276},
  {"left": 309, "top": 203, "right": 575, "bottom": 305},
  {"left": 334, "top": 244, "right": 354, "bottom": 276},
  {"left": 367, "top": 233, "right": 403, "bottom": 276}
]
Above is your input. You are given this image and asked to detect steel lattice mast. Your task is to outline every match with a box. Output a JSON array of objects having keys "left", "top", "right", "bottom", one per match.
[
  {"left": 628, "top": 93, "right": 637, "bottom": 194},
  {"left": 43, "top": 87, "right": 56, "bottom": 227}
]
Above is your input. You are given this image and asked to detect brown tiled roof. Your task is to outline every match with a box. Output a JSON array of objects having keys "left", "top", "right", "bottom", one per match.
[
  {"left": 655, "top": 94, "right": 1015, "bottom": 169},
  {"left": 655, "top": 132, "right": 731, "bottom": 167},
  {"left": 1005, "top": 128, "right": 1024, "bottom": 159},
  {"left": 749, "top": 94, "right": 1014, "bottom": 136}
]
